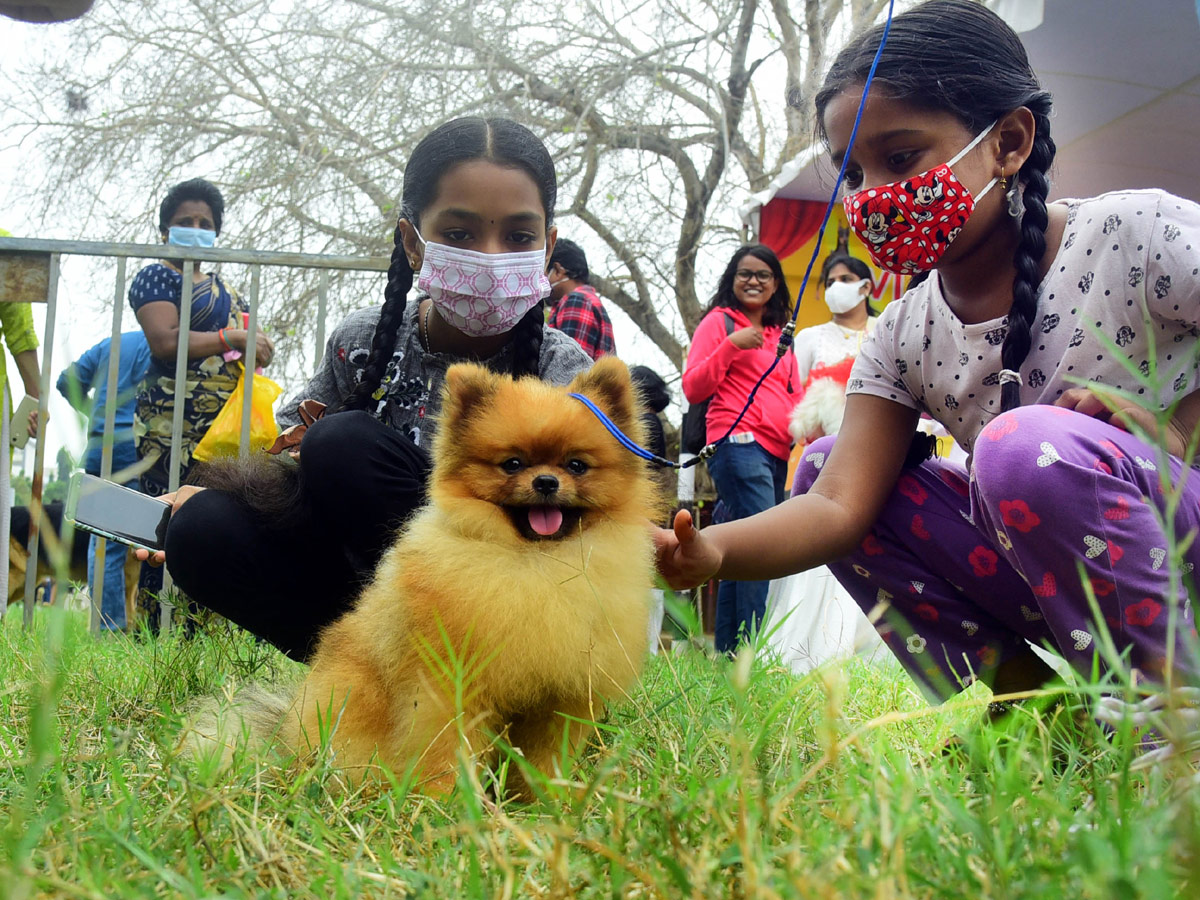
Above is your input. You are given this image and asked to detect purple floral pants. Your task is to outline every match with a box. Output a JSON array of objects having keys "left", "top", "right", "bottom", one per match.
[{"left": 794, "top": 406, "right": 1200, "bottom": 701}]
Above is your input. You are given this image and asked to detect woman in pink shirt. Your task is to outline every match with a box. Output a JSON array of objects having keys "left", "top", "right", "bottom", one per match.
[{"left": 682, "top": 243, "right": 799, "bottom": 653}]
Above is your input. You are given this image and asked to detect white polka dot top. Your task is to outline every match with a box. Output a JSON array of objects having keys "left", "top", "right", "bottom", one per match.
[{"left": 848, "top": 189, "right": 1200, "bottom": 458}]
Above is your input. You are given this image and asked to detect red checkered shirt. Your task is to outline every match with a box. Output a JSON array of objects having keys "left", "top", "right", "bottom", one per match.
[{"left": 547, "top": 285, "right": 615, "bottom": 360}]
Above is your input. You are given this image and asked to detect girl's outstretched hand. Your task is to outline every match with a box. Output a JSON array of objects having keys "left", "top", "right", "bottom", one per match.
[{"left": 654, "top": 508, "right": 722, "bottom": 591}]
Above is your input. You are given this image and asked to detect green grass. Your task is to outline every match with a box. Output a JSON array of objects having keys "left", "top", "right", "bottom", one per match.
[{"left": 0, "top": 607, "right": 1195, "bottom": 899}]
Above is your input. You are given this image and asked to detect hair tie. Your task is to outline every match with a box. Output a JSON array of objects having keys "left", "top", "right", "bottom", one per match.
[{"left": 998, "top": 368, "right": 1022, "bottom": 386}]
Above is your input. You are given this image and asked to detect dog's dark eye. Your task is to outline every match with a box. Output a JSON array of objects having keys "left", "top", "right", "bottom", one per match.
[
  {"left": 500, "top": 458, "right": 524, "bottom": 474},
  {"left": 565, "top": 459, "right": 588, "bottom": 476}
]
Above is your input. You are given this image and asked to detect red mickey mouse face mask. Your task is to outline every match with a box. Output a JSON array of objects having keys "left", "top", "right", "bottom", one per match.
[{"left": 843, "top": 122, "right": 999, "bottom": 276}]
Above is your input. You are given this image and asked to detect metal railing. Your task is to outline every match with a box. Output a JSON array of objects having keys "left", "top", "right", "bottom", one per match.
[{"left": 0, "top": 237, "right": 389, "bottom": 633}]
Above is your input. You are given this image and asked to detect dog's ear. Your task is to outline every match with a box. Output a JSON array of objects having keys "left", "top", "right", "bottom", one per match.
[
  {"left": 571, "top": 357, "right": 637, "bottom": 432},
  {"left": 442, "top": 364, "right": 500, "bottom": 429}
]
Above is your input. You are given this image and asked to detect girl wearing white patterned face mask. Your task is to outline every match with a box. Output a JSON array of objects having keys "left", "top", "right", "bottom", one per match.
[
  {"left": 396, "top": 158, "right": 555, "bottom": 355},
  {"left": 142, "top": 118, "right": 594, "bottom": 661}
]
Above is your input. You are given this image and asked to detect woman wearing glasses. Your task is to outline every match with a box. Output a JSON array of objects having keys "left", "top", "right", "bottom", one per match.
[{"left": 682, "top": 243, "right": 799, "bottom": 654}]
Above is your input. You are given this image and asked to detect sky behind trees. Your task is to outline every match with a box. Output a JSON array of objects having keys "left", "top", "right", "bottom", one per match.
[{"left": 0, "top": 0, "right": 897, "bottom": 463}]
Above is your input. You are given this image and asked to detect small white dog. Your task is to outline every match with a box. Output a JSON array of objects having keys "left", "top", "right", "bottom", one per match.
[{"left": 788, "top": 378, "right": 847, "bottom": 445}]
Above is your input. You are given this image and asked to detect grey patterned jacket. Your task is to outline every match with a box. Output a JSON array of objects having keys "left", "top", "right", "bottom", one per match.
[{"left": 277, "top": 301, "right": 593, "bottom": 448}]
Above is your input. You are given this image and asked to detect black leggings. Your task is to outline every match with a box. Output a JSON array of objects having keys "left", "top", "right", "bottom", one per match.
[{"left": 164, "top": 411, "right": 431, "bottom": 660}]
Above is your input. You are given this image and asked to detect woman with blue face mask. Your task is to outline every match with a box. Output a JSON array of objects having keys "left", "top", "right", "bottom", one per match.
[
  {"left": 128, "top": 177, "right": 276, "bottom": 625},
  {"left": 136, "top": 119, "right": 593, "bottom": 659}
]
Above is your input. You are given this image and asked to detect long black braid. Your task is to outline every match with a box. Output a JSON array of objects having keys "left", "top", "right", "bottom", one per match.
[
  {"left": 338, "top": 116, "right": 558, "bottom": 411},
  {"left": 1000, "top": 104, "right": 1055, "bottom": 412},
  {"left": 510, "top": 300, "right": 545, "bottom": 378},
  {"left": 337, "top": 221, "right": 413, "bottom": 413}
]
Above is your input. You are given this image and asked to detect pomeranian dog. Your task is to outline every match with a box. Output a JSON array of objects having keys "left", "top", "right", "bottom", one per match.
[{"left": 190, "top": 356, "right": 660, "bottom": 796}]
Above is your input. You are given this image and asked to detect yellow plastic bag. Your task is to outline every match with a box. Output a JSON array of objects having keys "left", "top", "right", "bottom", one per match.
[{"left": 192, "top": 368, "right": 284, "bottom": 462}]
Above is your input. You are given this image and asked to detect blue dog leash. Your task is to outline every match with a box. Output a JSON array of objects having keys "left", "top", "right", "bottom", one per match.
[{"left": 570, "top": 0, "right": 896, "bottom": 468}]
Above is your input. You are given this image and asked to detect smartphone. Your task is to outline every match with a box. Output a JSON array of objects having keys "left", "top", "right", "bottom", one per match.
[
  {"left": 66, "top": 472, "right": 172, "bottom": 551},
  {"left": 9, "top": 395, "right": 38, "bottom": 449}
]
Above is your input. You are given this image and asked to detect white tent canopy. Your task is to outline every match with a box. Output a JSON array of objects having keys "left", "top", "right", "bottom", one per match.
[{"left": 743, "top": 0, "right": 1200, "bottom": 225}]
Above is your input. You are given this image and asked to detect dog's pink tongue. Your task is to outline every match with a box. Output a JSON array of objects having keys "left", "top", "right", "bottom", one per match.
[{"left": 528, "top": 505, "right": 563, "bottom": 536}]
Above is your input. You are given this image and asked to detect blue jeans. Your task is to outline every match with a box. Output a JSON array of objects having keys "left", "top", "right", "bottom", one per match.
[
  {"left": 706, "top": 440, "right": 788, "bottom": 653},
  {"left": 85, "top": 443, "right": 140, "bottom": 631}
]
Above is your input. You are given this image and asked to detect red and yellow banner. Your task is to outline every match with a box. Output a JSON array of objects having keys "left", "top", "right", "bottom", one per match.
[{"left": 759, "top": 198, "right": 906, "bottom": 327}]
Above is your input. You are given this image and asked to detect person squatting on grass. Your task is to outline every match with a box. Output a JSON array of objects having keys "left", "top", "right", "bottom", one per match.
[
  {"left": 657, "top": 0, "right": 1200, "bottom": 705},
  {"left": 140, "top": 117, "right": 592, "bottom": 660}
]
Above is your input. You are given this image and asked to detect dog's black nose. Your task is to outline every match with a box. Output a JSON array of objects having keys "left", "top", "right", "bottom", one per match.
[{"left": 532, "top": 474, "right": 559, "bottom": 496}]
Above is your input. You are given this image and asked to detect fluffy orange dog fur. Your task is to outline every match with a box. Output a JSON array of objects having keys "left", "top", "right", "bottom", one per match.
[{"left": 192, "top": 357, "right": 660, "bottom": 795}]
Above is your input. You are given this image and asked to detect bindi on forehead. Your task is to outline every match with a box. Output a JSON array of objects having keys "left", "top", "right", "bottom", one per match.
[
  {"left": 429, "top": 160, "right": 545, "bottom": 225},
  {"left": 170, "top": 200, "right": 215, "bottom": 225}
]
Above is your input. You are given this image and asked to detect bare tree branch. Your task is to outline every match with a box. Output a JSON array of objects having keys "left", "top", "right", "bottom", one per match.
[{"left": 0, "top": 0, "right": 883, "bottom": 375}]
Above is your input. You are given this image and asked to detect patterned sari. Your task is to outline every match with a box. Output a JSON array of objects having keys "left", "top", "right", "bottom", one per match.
[{"left": 131, "top": 266, "right": 248, "bottom": 496}]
